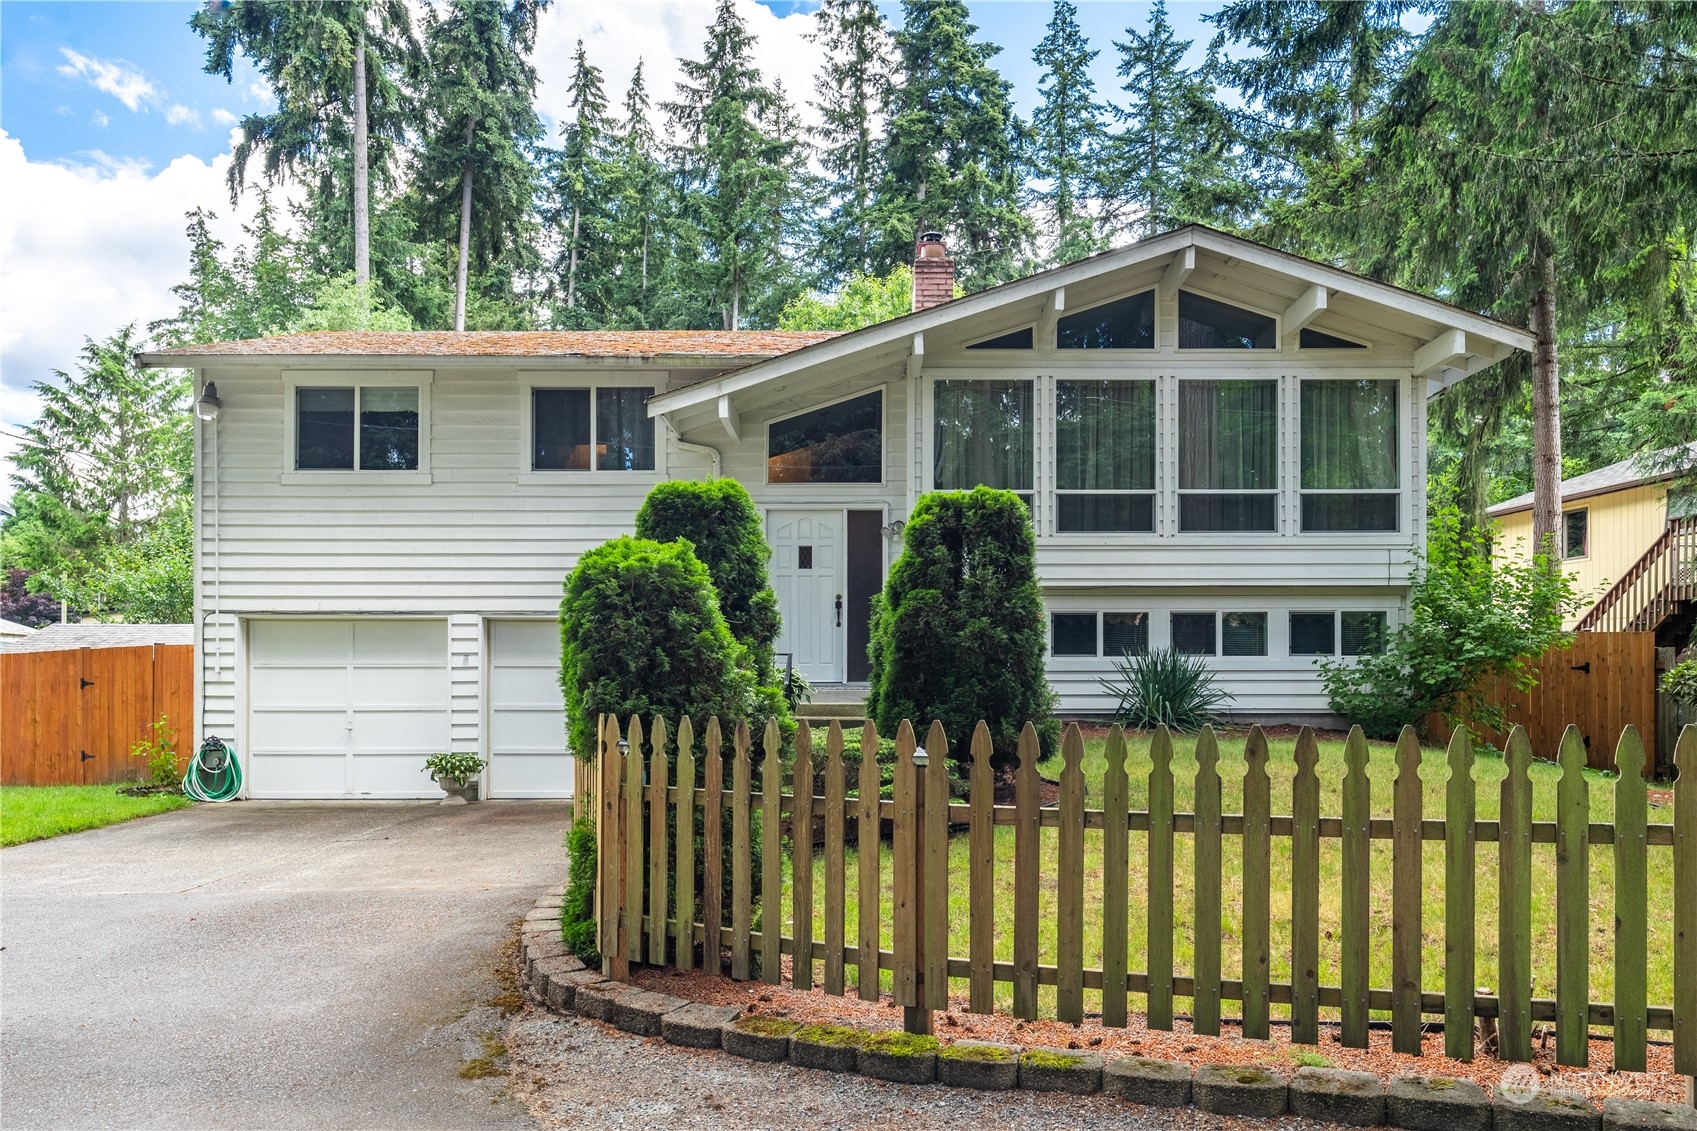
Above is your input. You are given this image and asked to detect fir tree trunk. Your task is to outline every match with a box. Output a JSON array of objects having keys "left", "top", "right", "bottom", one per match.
[
  {"left": 455, "top": 157, "right": 473, "bottom": 332},
  {"left": 1530, "top": 248, "right": 1562, "bottom": 562},
  {"left": 566, "top": 205, "right": 580, "bottom": 309},
  {"left": 352, "top": 13, "right": 371, "bottom": 288}
]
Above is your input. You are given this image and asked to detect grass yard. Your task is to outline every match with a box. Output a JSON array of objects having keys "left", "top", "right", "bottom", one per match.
[
  {"left": 0, "top": 785, "right": 191, "bottom": 847},
  {"left": 785, "top": 728, "right": 1678, "bottom": 1024}
]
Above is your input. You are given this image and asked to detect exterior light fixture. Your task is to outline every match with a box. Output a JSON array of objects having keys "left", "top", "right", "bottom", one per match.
[
  {"left": 195, "top": 382, "right": 222, "bottom": 421},
  {"left": 882, "top": 519, "right": 906, "bottom": 539}
]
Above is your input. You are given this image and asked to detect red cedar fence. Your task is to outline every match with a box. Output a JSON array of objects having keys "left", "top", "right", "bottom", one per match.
[{"left": 593, "top": 714, "right": 1696, "bottom": 1078}]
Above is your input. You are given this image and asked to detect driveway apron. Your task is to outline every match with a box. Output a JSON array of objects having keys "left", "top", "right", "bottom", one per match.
[{"left": 1, "top": 800, "right": 567, "bottom": 1131}]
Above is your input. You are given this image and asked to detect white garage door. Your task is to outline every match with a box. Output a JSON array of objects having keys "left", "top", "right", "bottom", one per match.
[
  {"left": 487, "top": 620, "right": 571, "bottom": 798},
  {"left": 247, "top": 619, "right": 449, "bottom": 798}
]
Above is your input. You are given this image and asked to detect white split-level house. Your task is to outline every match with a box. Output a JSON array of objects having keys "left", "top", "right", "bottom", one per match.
[{"left": 139, "top": 225, "right": 1535, "bottom": 800}]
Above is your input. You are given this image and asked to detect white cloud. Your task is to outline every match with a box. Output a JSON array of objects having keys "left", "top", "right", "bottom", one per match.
[
  {"left": 211, "top": 108, "right": 238, "bottom": 126},
  {"left": 532, "top": 0, "right": 826, "bottom": 140},
  {"left": 0, "top": 130, "right": 285, "bottom": 472},
  {"left": 91, "top": 110, "right": 110, "bottom": 128},
  {"left": 56, "top": 48, "right": 160, "bottom": 113},
  {"left": 166, "top": 104, "right": 202, "bottom": 127}
]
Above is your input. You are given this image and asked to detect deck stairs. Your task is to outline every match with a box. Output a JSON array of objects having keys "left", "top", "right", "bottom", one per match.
[{"left": 1576, "top": 515, "right": 1697, "bottom": 637}]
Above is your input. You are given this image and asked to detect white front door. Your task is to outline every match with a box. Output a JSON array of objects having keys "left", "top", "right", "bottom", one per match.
[
  {"left": 247, "top": 618, "right": 449, "bottom": 798},
  {"left": 487, "top": 619, "right": 571, "bottom": 798},
  {"left": 769, "top": 509, "right": 843, "bottom": 684}
]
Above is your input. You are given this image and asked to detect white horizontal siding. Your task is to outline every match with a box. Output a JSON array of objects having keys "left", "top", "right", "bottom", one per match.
[{"left": 449, "top": 615, "right": 481, "bottom": 754}]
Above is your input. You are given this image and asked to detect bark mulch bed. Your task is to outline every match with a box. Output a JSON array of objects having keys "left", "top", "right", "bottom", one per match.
[{"left": 630, "top": 962, "right": 1692, "bottom": 1107}]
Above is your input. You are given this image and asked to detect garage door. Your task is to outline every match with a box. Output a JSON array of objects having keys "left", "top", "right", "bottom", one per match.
[
  {"left": 247, "top": 619, "right": 449, "bottom": 798},
  {"left": 487, "top": 620, "right": 571, "bottom": 798}
]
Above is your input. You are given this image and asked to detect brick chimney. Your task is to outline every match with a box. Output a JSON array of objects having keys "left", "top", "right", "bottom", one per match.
[{"left": 912, "top": 231, "right": 954, "bottom": 312}]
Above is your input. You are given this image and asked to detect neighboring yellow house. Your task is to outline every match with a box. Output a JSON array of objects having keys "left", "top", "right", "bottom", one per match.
[{"left": 1488, "top": 446, "right": 1695, "bottom": 630}]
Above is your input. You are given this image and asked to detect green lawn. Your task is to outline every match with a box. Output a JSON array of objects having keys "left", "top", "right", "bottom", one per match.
[
  {"left": 1, "top": 785, "right": 191, "bottom": 847},
  {"left": 784, "top": 729, "right": 1678, "bottom": 1024}
]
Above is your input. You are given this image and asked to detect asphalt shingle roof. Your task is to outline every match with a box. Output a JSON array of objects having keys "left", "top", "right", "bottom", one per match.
[
  {"left": 1487, "top": 443, "right": 1695, "bottom": 516},
  {"left": 139, "top": 329, "right": 841, "bottom": 361},
  {"left": 0, "top": 623, "right": 193, "bottom": 653}
]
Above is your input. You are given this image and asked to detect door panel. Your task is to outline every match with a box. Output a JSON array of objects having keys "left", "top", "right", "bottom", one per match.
[
  {"left": 79, "top": 647, "right": 156, "bottom": 785},
  {"left": 487, "top": 619, "right": 571, "bottom": 798},
  {"left": 770, "top": 510, "right": 843, "bottom": 683}
]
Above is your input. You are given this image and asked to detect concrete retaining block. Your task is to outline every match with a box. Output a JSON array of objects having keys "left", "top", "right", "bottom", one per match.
[
  {"left": 1495, "top": 1088, "right": 1602, "bottom": 1131},
  {"left": 611, "top": 989, "right": 689, "bottom": 1038},
  {"left": 789, "top": 1025, "right": 865, "bottom": 1073},
  {"left": 574, "top": 980, "right": 639, "bottom": 1023},
  {"left": 542, "top": 966, "right": 604, "bottom": 1013},
  {"left": 1017, "top": 1048, "right": 1103, "bottom": 1095},
  {"left": 1103, "top": 1057, "right": 1193, "bottom": 1108},
  {"left": 937, "top": 1042, "right": 1021, "bottom": 1091},
  {"left": 1193, "top": 1064, "right": 1290, "bottom": 1119},
  {"left": 1386, "top": 1075, "right": 1493, "bottom": 1131},
  {"left": 721, "top": 1017, "right": 799, "bottom": 1063},
  {"left": 1602, "top": 1098, "right": 1697, "bottom": 1130},
  {"left": 858, "top": 1033, "right": 939, "bottom": 1085},
  {"left": 524, "top": 936, "right": 569, "bottom": 979},
  {"left": 1290, "top": 1067, "right": 1385, "bottom": 1127},
  {"left": 661, "top": 1003, "right": 742, "bottom": 1049}
]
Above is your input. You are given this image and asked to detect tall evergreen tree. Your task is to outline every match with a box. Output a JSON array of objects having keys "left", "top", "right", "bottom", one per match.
[
  {"left": 548, "top": 40, "right": 615, "bottom": 327},
  {"left": 601, "top": 62, "right": 669, "bottom": 327},
  {"left": 664, "top": 0, "right": 801, "bottom": 329},
  {"left": 1030, "top": 0, "right": 1109, "bottom": 265},
  {"left": 191, "top": 0, "right": 418, "bottom": 287},
  {"left": 1107, "top": 0, "right": 1251, "bottom": 239},
  {"left": 415, "top": 0, "right": 546, "bottom": 331},
  {"left": 1361, "top": 1, "right": 1697, "bottom": 549},
  {"left": 872, "top": 0, "right": 1032, "bottom": 288},
  {"left": 807, "top": 0, "right": 896, "bottom": 282}
]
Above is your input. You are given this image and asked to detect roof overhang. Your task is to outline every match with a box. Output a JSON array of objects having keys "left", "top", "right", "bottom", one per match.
[{"left": 646, "top": 226, "right": 1535, "bottom": 420}]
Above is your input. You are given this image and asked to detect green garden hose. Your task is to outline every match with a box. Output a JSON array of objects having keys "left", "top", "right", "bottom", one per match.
[{"left": 183, "top": 735, "right": 242, "bottom": 802}]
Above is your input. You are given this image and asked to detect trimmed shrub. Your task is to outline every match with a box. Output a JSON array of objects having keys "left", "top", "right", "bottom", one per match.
[
  {"left": 867, "top": 488, "right": 1058, "bottom": 768},
  {"left": 1102, "top": 647, "right": 1232, "bottom": 732},
  {"left": 634, "top": 479, "right": 782, "bottom": 679},
  {"left": 561, "top": 814, "right": 599, "bottom": 963},
  {"left": 559, "top": 535, "right": 753, "bottom": 761}
]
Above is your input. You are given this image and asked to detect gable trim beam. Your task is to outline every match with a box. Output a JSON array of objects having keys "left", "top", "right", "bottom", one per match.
[
  {"left": 1159, "top": 247, "right": 1196, "bottom": 298},
  {"left": 1282, "top": 285, "right": 1327, "bottom": 337},
  {"left": 717, "top": 395, "right": 741, "bottom": 443},
  {"left": 1412, "top": 329, "right": 1468, "bottom": 376}
]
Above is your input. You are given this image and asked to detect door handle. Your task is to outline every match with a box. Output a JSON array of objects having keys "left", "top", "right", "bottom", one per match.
[{"left": 835, "top": 594, "right": 843, "bottom": 628}]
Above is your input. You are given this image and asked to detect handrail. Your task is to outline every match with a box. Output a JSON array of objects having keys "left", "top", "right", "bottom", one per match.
[{"left": 1576, "top": 515, "right": 1697, "bottom": 632}]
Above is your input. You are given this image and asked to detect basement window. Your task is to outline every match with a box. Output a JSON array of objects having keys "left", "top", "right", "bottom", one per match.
[{"left": 1051, "top": 613, "right": 1099, "bottom": 657}]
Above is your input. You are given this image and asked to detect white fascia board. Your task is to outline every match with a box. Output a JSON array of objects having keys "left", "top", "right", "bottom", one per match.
[
  {"left": 1186, "top": 231, "right": 1536, "bottom": 353},
  {"left": 646, "top": 229, "right": 1202, "bottom": 418}
]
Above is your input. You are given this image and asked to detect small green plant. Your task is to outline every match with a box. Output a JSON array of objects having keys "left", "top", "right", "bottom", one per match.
[
  {"left": 561, "top": 815, "right": 599, "bottom": 963},
  {"left": 732, "top": 1015, "right": 800, "bottom": 1037},
  {"left": 1662, "top": 657, "right": 1697, "bottom": 707},
  {"left": 939, "top": 1043, "right": 1016, "bottom": 1063},
  {"left": 863, "top": 1030, "right": 939, "bottom": 1056},
  {"left": 1101, "top": 647, "right": 1232, "bottom": 732},
  {"left": 129, "top": 715, "right": 180, "bottom": 787},
  {"left": 423, "top": 751, "right": 485, "bottom": 783},
  {"left": 793, "top": 1023, "right": 866, "bottom": 1048},
  {"left": 1291, "top": 1049, "right": 1332, "bottom": 1068},
  {"left": 1021, "top": 1049, "right": 1087, "bottom": 1069}
]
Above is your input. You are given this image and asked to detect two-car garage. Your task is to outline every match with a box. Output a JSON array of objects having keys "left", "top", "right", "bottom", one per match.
[{"left": 245, "top": 618, "right": 569, "bottom": 799}]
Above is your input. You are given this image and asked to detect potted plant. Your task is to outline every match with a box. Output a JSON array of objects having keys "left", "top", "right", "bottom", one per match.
[{"left": 423, "top": 752, "right": 485, "bottom": 806}]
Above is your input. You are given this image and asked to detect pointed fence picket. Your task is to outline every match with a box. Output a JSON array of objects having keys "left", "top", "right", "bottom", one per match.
[{"left": 589, "top": 713, "right": 1693, "bottom": 1088}]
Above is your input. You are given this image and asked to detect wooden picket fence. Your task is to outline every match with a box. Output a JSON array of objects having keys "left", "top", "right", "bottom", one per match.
[{"left": 592, "top": 713, "right": 1696, "bottom": 1078}]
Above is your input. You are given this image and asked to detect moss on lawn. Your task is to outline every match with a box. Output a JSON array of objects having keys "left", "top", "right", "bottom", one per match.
[
  {"left": 792, "top": 1023, "right": 866, "bottom": 1048},
  {"left": 1021, "top": 1049, "right": 1087, "bottom": 1070},
  {"left": 732, "top": 1015, "right": 800, "bottom": 1038},
  {"left": 940, "top": 1043, "right": 1017, "bottom": 1063},
  {"left": 863, "top": 1031, "right": 939, "bottom": 1057}
]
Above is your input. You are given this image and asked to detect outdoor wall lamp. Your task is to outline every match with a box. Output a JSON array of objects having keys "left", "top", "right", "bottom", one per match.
[{"left": 195, "top": 382, "right": 222, "bottom": 421}]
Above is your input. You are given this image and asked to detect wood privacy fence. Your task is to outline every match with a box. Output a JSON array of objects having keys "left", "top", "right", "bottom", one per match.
[
  {"left": 0, "top": 645, "right": 194, "bottom": 786},
  {"left": 593, "top": 713, "right": 1697, "bottom": 1078}
]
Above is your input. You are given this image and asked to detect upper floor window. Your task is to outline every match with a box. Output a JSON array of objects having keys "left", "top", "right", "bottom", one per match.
[
  {"left": 934, "top": 379, "right": 1033, "bottom": 505},
  {"left": 768, "top": 390, "right": 882, "bottom": 483},
  {"left": 1564, "top": 509, "right": 1588, "bottom": 559},
  {"left": 1057, "top": 291, "right": 1154, "bottom": 349},
  {"left": 1179, "top": 291, "right": 1276, "bottom": 349},
  {"left": 966, "top": 327, "right": 1034, "bottom": 350},
  {"left": 1300, "top": 379, "right": 1399, "bottom": 531},
  {"left": 1299, "top": 327, "right": 1367, "bottom": 349},
  {"left": 1055, "top": 379, "right": 1155, "bottom": 532},
  {"left": 297, "top": 385, "right": 419, "bottom": 470},
  {"left": 533, "top": 386, "right": 654, "bottom": 471},
  {"left": 1178, "top": 379, "right": 1277, "bottom": 531}
]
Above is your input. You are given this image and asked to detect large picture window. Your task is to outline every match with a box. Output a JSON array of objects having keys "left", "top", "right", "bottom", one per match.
[
  {"left": 768, "top": 390, "right": 882, "bottom": 483},
  {"left": 1300, "top": 379, "right": 1398, "bottom": 531},
  {"left": 297, "top": 385, "right": 419, "bottom": 471},
  {"left": 1178, "top": 380, "right": 1277, "bottom": 531},
  {"left": 933, "top": 379, "right": 1033, "bottom": 503},
  {"left": 533, "top": 386, "right": 655, "bottom": 471},
  {"left": 1055, "top": 380, "right": 1155, "bottom": 532}
]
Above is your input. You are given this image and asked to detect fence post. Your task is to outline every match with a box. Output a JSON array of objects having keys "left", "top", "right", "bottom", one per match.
[
  {"left": 1147, "top": 724, "right": 1175, "bottom": 1032},
  {"left": 760, "top": 718, "right": 783, "bottom": 985},
  {"left": 1613, "top": 725, "right": 1648, "bottom": 1072},
  {"left": 703, "top": 718, "right": 725, "bottom": 975},
  {"left": 648, "top": 717, "right": 669, "bottom": 967},
  {"left": 623, "top": 715, "right": 645, "bottom": 967},
  {"left": 1555, "top": 725, "right": 1590, "bottom": 1067},
  {"left": 1102, "top": 724, "right": 1130, "bottom": 1029},
  {"left": 1057, "top": 723, "right": 1086, "bottom": 1025},
  {"left": 1672, "top": 725, "right": 1695, "bottom": 1084},
  {"left": 1499, "top": 726, "right": 1534, "bottom": 1061},
  {"left": 1444, "top": 726, "right": 1477, "bottom": 1061},
  {"left": 968, "top": 721, "right": 996, "bottom": 1014},
  {"left": 1340, "top": 725, "right": 1371, "bottom": 1049},
  {"left": 857, "top": 721, "right": 881, "bottom": 1002},
  {"left": 1391, "top": 725, "right": 1423, "bottom": 1055},
  {"left": 676, "top": 717, "right": 697, "bottom": 973},
  {"left": 1290, "top": 726, "right": 1320, "bottom": 1046},
  {"left": 1192, "top": 725, "right": 1223, "bottom": 1037},
  {"left": 1012, "top": 722, "right": 1041, "bottom": 1021},
  {"left": 1241, "top": 726, "right": 1272, "bottom": 1041},
  {"left": 793, "top": 721, "right": 815, "bottom": 992},
  {"left": 923, "top": 721, "right": 950, "bottom": 1012}
]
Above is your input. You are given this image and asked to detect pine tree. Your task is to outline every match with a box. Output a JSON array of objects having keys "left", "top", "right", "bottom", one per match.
[
  {"left": 415, "top": 0, "right": 546, "bottom": 331},
  {"left": 1106, "top": 0, "right": 1251, "bottom": 239},
  {"left": 548, "top": 40, "right": 614, "bottom": 327},
  {"left": 602, "top": 62, "right": 668, "bottom": 327},
  {"left": 1030, "top": 0, "right": 1109, "bottom": 265},
  {"left": 664, "top": 0, "right": 799, "bottom": 329},
  {"left": 871, "top": 0, "right": 1032, "bottom": 288},
  {"left": 807, "top": 0, "right": 896, "bottom": 282}
]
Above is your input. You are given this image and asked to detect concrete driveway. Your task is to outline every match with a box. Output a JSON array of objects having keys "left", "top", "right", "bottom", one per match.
[{"left": 1, "top": 800, "right": 568, "bottom": 1131}]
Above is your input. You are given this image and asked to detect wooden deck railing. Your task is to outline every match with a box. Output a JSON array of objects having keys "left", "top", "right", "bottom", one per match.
[
  {"left": 1577, "top": 515, "right": 1697, "bottom": 632},
  {"left": 593, "top": 713, "right": 1696, "bottom": 1077}
]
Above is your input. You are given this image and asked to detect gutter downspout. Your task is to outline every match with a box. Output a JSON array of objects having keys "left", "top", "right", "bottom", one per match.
[{"left": 662, "top": 412, "right": 722, "bottom": 479}]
